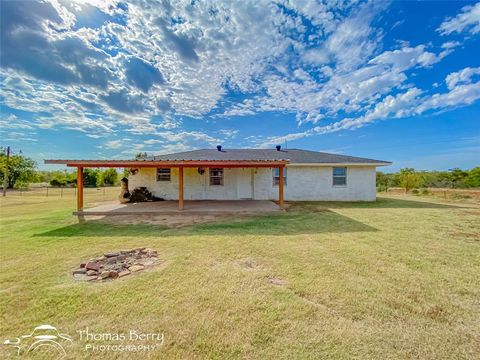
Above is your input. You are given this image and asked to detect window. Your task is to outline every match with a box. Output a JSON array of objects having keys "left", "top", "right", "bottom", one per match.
[
  {"left": 333, "top": 167, "right": 347, "bottom": 186},
  {"left": 209, "top": 168, "right": 224, "bottom": 186},
  {"left": 156, "top": 168, "right": 171, "bottom": 181},
  {"left": 273, "top": 167, "right": 287, "bottom": 186}
]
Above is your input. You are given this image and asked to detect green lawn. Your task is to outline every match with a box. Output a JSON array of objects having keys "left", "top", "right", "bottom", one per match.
[{"left": 0, "top": 191, "right": 479, "bottom": 359}]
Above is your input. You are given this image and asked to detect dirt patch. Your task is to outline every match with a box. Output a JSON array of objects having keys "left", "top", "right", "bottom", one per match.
[
  {"left": 268, "top": 277, "right": 287, "bottom": 286},
  {"left": 234, "top": 257, "right": 263, "bottom": 270},
  {"left": 87, "top": 213, "right": 244, "bottom": 228}
]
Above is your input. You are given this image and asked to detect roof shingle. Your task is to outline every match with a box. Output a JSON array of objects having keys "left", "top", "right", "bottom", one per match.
[{"left": 150, "top": 148, "right": 390, "bottom": 165}]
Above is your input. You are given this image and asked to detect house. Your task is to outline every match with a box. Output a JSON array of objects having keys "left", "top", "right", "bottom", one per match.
[
  {"left": 45, "top": 146, "right": 391, "bottom": 212},
  {"left": 129, "top": 146, "right": 390, "bottom": 202}
]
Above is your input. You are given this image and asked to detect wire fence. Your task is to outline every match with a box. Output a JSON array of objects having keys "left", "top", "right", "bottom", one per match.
[{"left": 2, "top": 186, "right": 121, "bottom": 200}]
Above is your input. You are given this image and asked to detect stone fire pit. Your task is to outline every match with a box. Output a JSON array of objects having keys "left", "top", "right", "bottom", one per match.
[{"left": 72, "top": 248, "right": 159, "bottom": 281}]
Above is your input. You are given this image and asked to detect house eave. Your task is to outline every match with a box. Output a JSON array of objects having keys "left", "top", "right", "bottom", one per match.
[
  {"left": 44, "top": 159, "right": 290, "bottom": 168},
  {"left": 287, "top": 162, "right": 392, "bottom": 167}
]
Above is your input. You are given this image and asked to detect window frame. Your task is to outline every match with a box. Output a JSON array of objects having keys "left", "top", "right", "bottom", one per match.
[
  {"left": 272, "top": 167, "right": 287, "bottom": 186},
  {"left": 156, "top": 168, "right": 171, "bottom": 182},
  {"left": 332, "top": 167, "right": 347, "bottom": 187},
  {"left": 209, "top": 168, "right": 224, "bottom": 186}
]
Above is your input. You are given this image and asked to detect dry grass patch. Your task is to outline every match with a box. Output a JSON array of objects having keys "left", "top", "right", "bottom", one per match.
[{"left": 0, "top": 193, "right": 479, "bottom": 359}]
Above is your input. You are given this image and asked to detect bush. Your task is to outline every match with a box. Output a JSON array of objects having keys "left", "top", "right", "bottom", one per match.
[
  {"left": 420, "top": 188, "right": 430, "bottom": 195},
  {"left": 50, "top": 178, "right": 67, "bottom": 187},
  {"left": 411, "top": 189, "right": 419, "bottom": 194}
]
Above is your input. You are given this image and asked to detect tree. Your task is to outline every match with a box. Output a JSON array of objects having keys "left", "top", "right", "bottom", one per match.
[
  {"left": 449, "top": 168, "right": 469, "bottom": 188},
  {"left": 83, "top": 168, "right": 100, "bottom": 187},
  {"left": 397, "top": 168, "right": 423, "bottom": 193},
  {"left": 376, "top": 172, "right": 396, "bottom": 191},
  {"left": 465, "top": 167, "right": 480, "bottom": 188},
  {"left": 0, "top": 148, "right": 36, "bottom": 189},
  {"left": 99, "top": 168, "right": 118, "bottom": 186}
]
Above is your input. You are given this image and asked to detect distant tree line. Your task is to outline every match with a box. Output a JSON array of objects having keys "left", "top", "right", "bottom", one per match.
[
  {"left": 37, "top": 168, "right": 119, "bottom": 187},
  {"left": 1, "top": 148, "right": 120, "bottom": 189},
  {"left": 377, "top": 167, "right": 480, "bottom": 192}
]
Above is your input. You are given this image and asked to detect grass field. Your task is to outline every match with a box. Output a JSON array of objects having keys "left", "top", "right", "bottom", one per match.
[{"left": 0, "top": 189, "right": 479, "bottom": 359}]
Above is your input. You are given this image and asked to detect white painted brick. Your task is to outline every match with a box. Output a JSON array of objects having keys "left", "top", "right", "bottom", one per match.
[{"left": 128, "top": 165, "right": 377, "bottom": 201}]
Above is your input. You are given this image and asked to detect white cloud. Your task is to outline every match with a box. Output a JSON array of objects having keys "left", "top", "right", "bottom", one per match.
[
  {"left": 445, "top": 67, "right": 480, "bottom": 90},
  {"left": 438, "top": 2, "right": 480, "bottom": 35},
  {"left": 104, "top": 140, "right": 123, "bottom": 149}
]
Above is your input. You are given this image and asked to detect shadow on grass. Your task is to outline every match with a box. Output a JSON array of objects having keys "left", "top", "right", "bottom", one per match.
[
  {"left": 299, "top": 196, "right": 465, "bottom": 209},
  {"left": 34, "top": 209, "right": 377, "bottom": 237}
]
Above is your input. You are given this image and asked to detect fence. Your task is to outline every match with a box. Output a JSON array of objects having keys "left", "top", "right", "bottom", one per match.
[{"left": 2, "top": 186, "right": 121, "bottom": 201}]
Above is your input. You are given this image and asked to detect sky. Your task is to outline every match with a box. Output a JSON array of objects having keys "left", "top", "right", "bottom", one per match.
[{"left": 0, "top": 0, "right": 479, "bottom": 172}]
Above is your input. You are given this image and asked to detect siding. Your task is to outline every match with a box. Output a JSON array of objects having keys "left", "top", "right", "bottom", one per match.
[{"left": 128, "top": 165, "right": 377, "bottom": 201}]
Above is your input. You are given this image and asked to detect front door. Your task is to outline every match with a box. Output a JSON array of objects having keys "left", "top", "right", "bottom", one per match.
[{"left": 237, "top": 168, "right": 253, "bottom": 199}]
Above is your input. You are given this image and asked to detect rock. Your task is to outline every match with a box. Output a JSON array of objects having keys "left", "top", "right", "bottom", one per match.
[
  {"left": 128, "top": 265, "right": 144, "bottom": 272},
  {"left": 72, "top": 268, "right": 87, "bottom": 275},
  {"left": 118, "top": 270, "right": 131, "bottom": 277},
  {"left": 142, "top": 259, "right": 155, "bottom": 266},
  {"left": 104, "top": 252, "right": 120, "bottom": 258},
  {"left": 147, "top": 250, "right": 158, "bottom": 257},
  {"left": 140, "top": 248, "right": 148, "bottom": 254},
  {"left": 86, "top": 262, "right": 101, "bottom": 271},
  {"left": 80, "top": 263, "right": 86, "bottom": 268},
  {"left": 99, "top": 271, "right": 111, "bottom": 279},
  {"left": 73, "top": 274, "right": 89, "bottom": 281},
  {"left": 96, "top": 256, "right": 106, "bottom": 261},
  {"left": 86, "top": 270, "right": 98, "bottom": 276},
  {"left": 109, "top": 271, "right": 119, "bottom": 279},
  {"left": 117, "top": 254, "right": 126, "bottom": 261},
  {"left": 106, "top": 257, "right": 117, "bottom": 264}
]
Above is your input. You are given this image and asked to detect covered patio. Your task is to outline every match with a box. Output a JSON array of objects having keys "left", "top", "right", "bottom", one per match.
[
  {"left": 72, "top": 200, "right": 281, "bottom": 216},
  {"left": 44, "top": 159, "right": 288, "bottom": 214}
]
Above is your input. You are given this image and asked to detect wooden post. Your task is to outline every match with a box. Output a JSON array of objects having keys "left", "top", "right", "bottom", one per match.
[
  {"left": 77, "top": 167, "right": 84, "bottom": 211},
  {"left": 178, "top": 166, "right": 184, "bottom": 210},
  {"left": 278, "top": 165, "right": 284, "bottom": 209}
]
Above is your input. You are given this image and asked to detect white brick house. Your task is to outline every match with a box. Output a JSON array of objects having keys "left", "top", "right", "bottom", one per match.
[{"left": 128, "top": 147, "right": 391, "bottom": 202}]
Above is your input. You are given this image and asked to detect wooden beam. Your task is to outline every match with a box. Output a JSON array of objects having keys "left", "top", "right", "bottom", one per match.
[
  {"left": 178, "top": 166, "right": 184, "bottom": 210},
  {"left": 278, "top": 165, "right": 284, "bottom": 209},
  {"left": 77, "top": 167, "right": 84, "bottom": 211},
  {"left": 44, "top": 160, "right": 290, "bottom": 168}
]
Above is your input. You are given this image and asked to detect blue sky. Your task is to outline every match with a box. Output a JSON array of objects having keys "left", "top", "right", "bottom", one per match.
[{"left": 0, "top": 0, "right": 479, "bottom": 172}]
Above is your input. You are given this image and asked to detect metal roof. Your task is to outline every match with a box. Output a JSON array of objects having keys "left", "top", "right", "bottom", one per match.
[{"left": 149, "top": 148, "right": 390, "bottom": 165}]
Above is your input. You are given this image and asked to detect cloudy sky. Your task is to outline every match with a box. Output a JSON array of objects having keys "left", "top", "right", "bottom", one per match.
[{"left": 1, "top": 0, "right": 479, "bottom": 171}]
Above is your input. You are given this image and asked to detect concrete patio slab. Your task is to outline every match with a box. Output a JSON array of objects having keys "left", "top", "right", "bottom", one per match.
[{"left": 74, "top": 200, "right": 280, "bottom": 215}]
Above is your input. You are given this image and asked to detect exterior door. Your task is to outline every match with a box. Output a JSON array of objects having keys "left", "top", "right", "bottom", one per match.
[{"left": 237, "top": 168, "right": 253, "bottom": 199}]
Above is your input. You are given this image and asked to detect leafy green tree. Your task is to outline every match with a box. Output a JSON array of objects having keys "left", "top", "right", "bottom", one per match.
[
  {"left": 465, "top": 167, "right": 480, "bottom": 188},
  {"left": 83, "top": 168, "right": 100, "bottom": 187},
  {"left": 101, "top": 168, "right": 118, "bottom": 186},
  {"left": 397, "top": 168, "right": 423, "bottom": 193},
  {"left": 376, "top": 172, "right": 397, "bottom": 191},
  {"left": 449, "top": 168, "right": 469, "bottom": 188},
  {"left": 0, "top": 149, "right": 36, "bottom": 188}
]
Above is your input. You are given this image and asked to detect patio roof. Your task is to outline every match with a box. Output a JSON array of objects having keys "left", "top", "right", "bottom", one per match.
[{"left": 44, "top": 159, "right": 289, "bottom": 168}]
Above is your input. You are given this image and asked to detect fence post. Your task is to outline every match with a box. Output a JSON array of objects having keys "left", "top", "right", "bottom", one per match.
[
  {"left": 46, "top": 187, "right": 49, "bottom": 197},
  {"left": 61, "top": 187, "right": 63, "bottom": 198}
]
